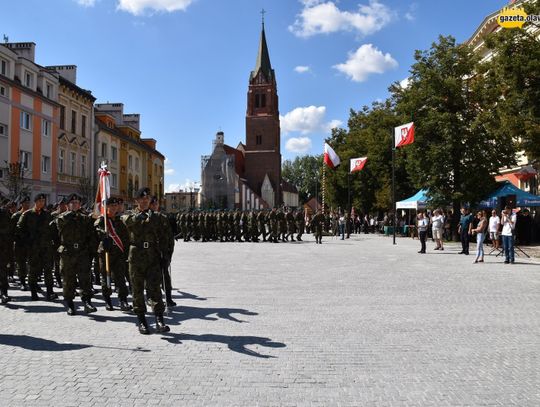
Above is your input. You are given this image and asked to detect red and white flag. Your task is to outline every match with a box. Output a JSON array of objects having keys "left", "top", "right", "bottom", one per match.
[
  {"left": 350, "top": 157, "right": 368, "bottom": 173},
  {"left": 394, "top": 122, "right": 415, "bottom": 148},
  {"left": 106, "top": 217, "right": 125, "bottom": 253},
  {"left": 323, "top": 143, "right": 341, "bottom": 169},
  {"left": 94, "top": 162, "right": 110, "bottom": 217}
]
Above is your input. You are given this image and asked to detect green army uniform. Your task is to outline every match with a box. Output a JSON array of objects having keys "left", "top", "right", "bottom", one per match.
[
  {"left": 16, "top": 199, "right": 56, "bottom": 300},
  {"left": 50, "top": 201, "right": 67, "bottom": 288},
  {"left": 94, "top": 213, "right": 131, "bottom": 311},
  {"left": 286, "top": 210, "right": 297, "bottom": 241},
  {"left": 11, "top": 209, "right": 29, "bottom": 290},
  {"left": 249, "top": 211, "right": 259, "bottom": 242},
  {"left": 268, "top": 209, "right": 279, "bottom": 243},
  {"left": 312, "top": 211, "right": 325, "bottom": 244},
  {"left": 295, "top": 210, "right": 305, "bottom": 241},
  {"left": 277, "top": 209, "right": 287, "bottom": 241},
  {"left": 257, "top": 210, "right": 267, "bottom": 242},
  {"left": 241, "top": 211, "right": 250, "bottom": 241},
  {"left": 156, "top": 207, "right": 175, "bottom": 307},
  {"left": 0, "top": 205, "right": 12, "bottom": 303},
  {"left": 53, "top": 197, "right": 96, "bottom": 315}
]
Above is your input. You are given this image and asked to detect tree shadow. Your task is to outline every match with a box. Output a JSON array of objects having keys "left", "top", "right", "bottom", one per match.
[
  {"left": 160, "top": 332, "right": 286, "bottom": 358},
  {"left": 168, "top": 306, "right": 258, "bottom": 324}
]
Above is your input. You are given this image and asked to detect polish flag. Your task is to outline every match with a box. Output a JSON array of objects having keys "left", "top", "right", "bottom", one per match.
[
  {"left": 394, "top": 122, "right": 415, "bottom": 148},
  {"left": 324, "top": 143, "right": 341, "bottom": 169},
  {"left": 350, "top": 157, "right": 368, "bottom": 173},
  {"left": 94, "top": 162, "right": 110, "bottom": 217}
]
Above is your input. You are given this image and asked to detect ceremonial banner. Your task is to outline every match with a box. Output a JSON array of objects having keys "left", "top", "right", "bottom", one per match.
[
  {"left": 350, "top": 157, "right": 367, "bottom": 173},
  {"left": 94, "top": 162, "right": 110, "bottom": 217},
  {"left": 394, "top": 122, "right": 415, "bottom": 148},
  {"left": 323, "top": 143, "right": 341, "bottom": 169}
]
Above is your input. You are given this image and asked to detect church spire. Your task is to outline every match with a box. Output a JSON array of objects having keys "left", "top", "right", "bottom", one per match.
[{"left": 252, "top": 12, "right": 273, "bottom": 81}]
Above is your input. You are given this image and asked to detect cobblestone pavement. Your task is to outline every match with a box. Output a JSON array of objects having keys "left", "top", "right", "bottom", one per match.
[{"left": 0, "top": 234, "right": 539, "bottom": 406}]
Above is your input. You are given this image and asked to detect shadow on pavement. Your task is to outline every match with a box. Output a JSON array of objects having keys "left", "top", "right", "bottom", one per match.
[
  {"left": 160, "top": 332, "right": 286, "bottom": 358},
  {"left": 4, "top": 302, "right": 65, "bottom": 313},
  {"left": 0, "top": 334, "right": 91, "bottom": 351},
  {"left": 168, "top": 305, "right": 258, "bottom": 324},
  {"left": 174, "top": 291, "right": 208, "bottom": 301}
]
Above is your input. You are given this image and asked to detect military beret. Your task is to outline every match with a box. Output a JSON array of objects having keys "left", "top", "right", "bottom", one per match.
[
  {"left": 19, "top": 196, "right": 30, "bottom": 204},
  {"left": 34, "top": 193, "right": 46, "bottom": 202},
  {"left": 150, "top": 195, "right": 158, "bottom": 204},
  {"left": 68, "top": 193, "right": 82, "bottom": 202},
  {"left": 105, "top": 197, "right": 118, "bottom": 205},
  {"left": 57, "top": 197, "right": 68, "bottom": 205},
  {"left": 136, "top": 187, "right": 151, "bottom": 198}
]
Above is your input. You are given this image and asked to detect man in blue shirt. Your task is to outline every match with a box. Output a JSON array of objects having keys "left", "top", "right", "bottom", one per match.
[{"left": 458, "top": 206, "right": 473, "bottom": 255}]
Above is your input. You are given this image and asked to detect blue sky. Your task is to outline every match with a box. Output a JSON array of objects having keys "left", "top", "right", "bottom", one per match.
[{"left": 3, "top": 0, "right": 511, "bottom": 192}]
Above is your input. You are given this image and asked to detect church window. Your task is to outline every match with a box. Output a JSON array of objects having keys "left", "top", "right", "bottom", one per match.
[
  {"left": 255, "top": 94, "right": 266, "bottom": 108},
  {"left": 256, "top": 135, "right": 262, "bottom": 145}
]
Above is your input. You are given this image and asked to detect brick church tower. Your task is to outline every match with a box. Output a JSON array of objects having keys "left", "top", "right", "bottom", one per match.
[{"left": 244, "top": 22, "right": 281, "bottom": 207}]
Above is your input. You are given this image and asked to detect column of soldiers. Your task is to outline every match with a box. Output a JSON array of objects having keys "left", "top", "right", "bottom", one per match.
[
  {"left": 175, "top": 206, "right": 307, "bottom": 243},
  {"left": 0, "top": 187, "right": 176, "bottom": 335}
]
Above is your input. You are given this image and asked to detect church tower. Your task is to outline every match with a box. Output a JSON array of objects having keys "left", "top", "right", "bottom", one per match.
[{"left": 244, "top": 21, "right": 281, "bottom": 207}]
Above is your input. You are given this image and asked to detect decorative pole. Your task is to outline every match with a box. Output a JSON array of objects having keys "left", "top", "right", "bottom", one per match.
[{"left": 392, "top": 129, "right": 396, "bottom": 245}]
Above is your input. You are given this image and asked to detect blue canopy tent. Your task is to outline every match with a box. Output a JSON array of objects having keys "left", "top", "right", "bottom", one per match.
[
  {"left": 478, "top": 181, "right": 540, "bottom": 208},
  {"left": 396, "top": 189, "right": 429, "bottom": 210}
]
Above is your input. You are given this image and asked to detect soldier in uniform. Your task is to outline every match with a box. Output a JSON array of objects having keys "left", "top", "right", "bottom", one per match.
[
  {"left": 4, "top": 201, "right": 17, "bottom": 284},
  {"left": 16, "top": 193, "right": 57, "bottom": 301},
  {"left": 257, "top": 209, "right": 268, "bottom": 242},
  {"left": 149, "top": 196, "right": 176, "bottom": 307},
  {"left": 285, "top": 207, "right": 297, "bottom": 242},
  {"left": 11, "top": 196, "right": 31, "bottom": 291},
  {"left": 295, "top": 209, "right": 305, "bottom": 241},
  {"left": 94, "top": 197, "right": 131, "bottom": 312},
  {"left": 277, "top": 207, "right": 287, "bottom": 241},
  {"left": 121, "top": 187, "right": 170, "bottom": 335},
  {"left": 312, "top": 209, "right": 325, "bottom": 244},
  {"left": 52, "top": 193, "right": 97, "bottom": 315},
  {"left": 0, "top": 199, "right": 13, "bottom": 303},
  {"left": 50, "top": 197, "right": 67, "bottom": 288},
  {"left": 268, "top": 207, "right": 279, "bottom": 243}
]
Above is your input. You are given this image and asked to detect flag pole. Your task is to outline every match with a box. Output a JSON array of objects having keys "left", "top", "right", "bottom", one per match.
[
  {"left": 347, "top": 172, "right": 351, "bottom": 213},
  {"left": 100, "top": 162, "right": 112, "bottom": 289},
  {"left": 392, "top": 129, "right": 396, "bottom": 245}
]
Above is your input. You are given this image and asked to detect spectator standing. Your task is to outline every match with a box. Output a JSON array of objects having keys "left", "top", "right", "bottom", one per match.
[
  {"left": 472, "top": 210, "right": 487, "bottom": 263},
  {"left": 458, "top": 207, "right": 473, "bottom": 255},
  {"left": 488, "top": 210, "right": 501, "bottom": 251},
  {"left": 431, "top": 209, "right": 445, "bottom": 250},
  {"left": 417, "top": 212, "right": 429, "bottom": 254},
  {"left": 501, "top": 206, "right": 516, "bottom": 264},
  {"left": 338, "top": 213, "right": 345, "bottom": 240}
]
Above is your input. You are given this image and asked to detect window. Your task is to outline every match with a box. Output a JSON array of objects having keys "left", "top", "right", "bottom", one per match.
[
  {"left": 256, "top": 135, "right": 262, "bottom": 145},
  {"left": 41, "top": 155, "right": 50, "bottom": 173},
  {"left": 81, "top": 155, "right": 86, "bottom": 177},
  {"left": 154, "top": 163, "right": 157, "bottom": 174},
  {"left": 71, "top": 110, "right": 77, "bottom": 134},
  {"left": 111, "top": 173, "right": 118, "bottom": 188},
  {"left": 0, "top": 85, "right": 6, "bottom": 97},
  {"left": 111, "top": 146, "right": 118, "bottom": 161},
  {"left": 255, "top": 93, "right": 266, "bottom": 108},
  {"left": 20, "top": 151, "right": 31, "bottom": 170},
  {"left": 70, "top": 152, "right": 76, "bottom": 176},
  {"left": 42, "top": 119, "right": 51, "bottom": 137},
  {"left": 101, "top": 142, "right": 107, "bottom": 158},
  {"left": 45, "top": 83, "right": 53, "bottom": 99},
  {"left": 128, "top": 155, "right": 133, "bottom": 169},
  {"left": 0, "top": 123, "right": 7, "bottom": 137},
  {"left": 20, "top": 111, "right": 32, "bottom": 130},
  {"left": 0, "top": 59, "right": 7, "bottom": 76},
  {"left": 60, "top": 106, "right": 65, "bottom": 130},
  {"left": 81, "top": 115, "right": 86, "bottom": 138},
  {"left": 59, "top": 149, "right": 65, "bottom": 173},
  {"left": 135, "top": 157, "right": 139, "bottom": 171},
  {"left": 24, "top": 71, "right": 33, "bottom": 88}
]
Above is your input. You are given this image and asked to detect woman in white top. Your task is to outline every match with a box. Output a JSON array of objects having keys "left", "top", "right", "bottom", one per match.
[
  {"left": 431, "top": 209, "right": 445, "bottom": 251},
  {"left": 488, "top": 210, "right": 500, "bottom": 250},
  {"left": 472, "top": 210, "right": 487, "bottom": 263},
  {"left": 417, "top": 212, "right": 429, "bottom": 254},
  {"left": 501, "top": 206, "right": 516, "bottom": 264}
]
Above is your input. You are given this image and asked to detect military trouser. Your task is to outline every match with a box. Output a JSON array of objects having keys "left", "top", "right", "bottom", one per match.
[
  {"left": 296, "top": 223, "right": 304, "bottom": 240},
  {"left": 14, "top": 246, "right": 29, "bottom": 285},
  {"left": 53, "top": 250, "right": 62, "bottom": 287},
  {"left": 0, "top": 242, "right": 9, "bottom": 295},
  {"left": 161, "top": 257, "right": 173, "bottom": 302},
  {"left": 98, "top": 251, "right": 129, "bottom": 301},
  {"left": 60, "top": 250, "right": 92, "bottom": 302},
  {"left": 258, "top": 223, "right": 267, "bottom": 241},
  {"left": 28, "top": 246, "right": 54, "bottom": 289},
  {"left": 314, "top": 226, "right": 323, "bottom": 242},
  {"left": 129, "top": 247, "right": 164, "bottom": 315}
]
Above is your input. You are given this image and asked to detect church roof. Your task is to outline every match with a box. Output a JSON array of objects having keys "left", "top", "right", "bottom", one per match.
[
  {"left": 223, "top": 144, "right": 245, "bottom": 177},
  {"left": 251, "top": 26, "right": 274, "bottom": 81},
  {"left": 281, "top": 180, "right": 298, "bottom": 194}
]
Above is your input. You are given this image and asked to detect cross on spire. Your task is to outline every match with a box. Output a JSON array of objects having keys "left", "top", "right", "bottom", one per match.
[{"left": 261, "top": 8, "right": 266, "bottom": 27}]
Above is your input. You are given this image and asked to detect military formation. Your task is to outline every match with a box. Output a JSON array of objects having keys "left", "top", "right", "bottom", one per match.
[
  {"left": 175, "top": 207, "right": 307, "bottom": 243},
  {"left": 0, "top": 187, "right": 176, "bottom": 335}
]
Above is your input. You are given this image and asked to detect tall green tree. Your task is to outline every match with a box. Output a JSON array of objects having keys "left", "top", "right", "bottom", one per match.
[
  {"left": 392, "top": 35, "right": 517, "bottom": 221},
  {"left": 281, "top": 154, "right": 323, "bottom": 203}
]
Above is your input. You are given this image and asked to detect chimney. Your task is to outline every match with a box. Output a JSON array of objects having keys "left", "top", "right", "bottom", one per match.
[
  {"left": 47, "top": 65, "right": 77, "bottom": 84},
  {"left": 4, "top": 42, "right": 36, "bottom": 61}
]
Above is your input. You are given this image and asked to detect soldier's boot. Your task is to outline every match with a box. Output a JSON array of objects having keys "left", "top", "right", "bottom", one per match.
[
  {"left": 30, "top": 285, "right": 39, "bottom": 301},
  {"left": 155, "top": 313, "right": 170, "bottom": 333},
  {"left": 137, "top": 314, "right": 150, "bottom": 335},
  {"left": 45, "top": 286, "right": 58, "bottom": 301},
  {"left": 166, "top": 291, "right": 177, "bottom": 307},
  {"left": 119, "top": 299, "right": 132, "bottom": 312},
  {"left": 104, "top": 295, "right": 114, "bottom": 311},
  {"left": 19, "top": 278, "right": 29, "bottom": 291},
  {"left": 1, "top": 289, "right": 11, "bottom": 304},
  {"left": 65, "top": 299, "right": 76, "bottom": 316},
  {"left": 55, "top": 272, "right": 63, "bottom": 288},
  {"left": 291, "top": 236, "right": 296, "bottom": 242},
  {"left": 83, "top": 300, "right": 97, "bottom": 313}
]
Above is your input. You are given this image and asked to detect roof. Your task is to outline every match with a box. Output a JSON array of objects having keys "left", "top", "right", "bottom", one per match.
[
  {"left": 250, "top": 26, "right": 274, "bottom": 81},
  {"left": 396, "top": 189, "right": 429, "bottom": 210},
  {"left": 479, "top": 181, "right": 540, "bottom": 208},
  {"left": 281, "top": 179, "right": 298, "bottom": 193},
  {"left": 58, "top": 75, "right": 96, "bottom": 102},
  {"left": 223, "top": 144, "right": 245, "bottom": 177}
]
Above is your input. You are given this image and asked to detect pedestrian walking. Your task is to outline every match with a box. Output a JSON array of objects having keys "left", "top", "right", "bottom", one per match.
[
  {"left": 488, "top": 209, "right": 501, "bottom": 251},
  {"left": 431, "top": 209, "right": 445, "bottom": 250},
  {"left": 472, "top": 210, "right": 487, "bottom": 263},
  {"left": 417, "top": 212, "right": 429, "bottom": 253}
]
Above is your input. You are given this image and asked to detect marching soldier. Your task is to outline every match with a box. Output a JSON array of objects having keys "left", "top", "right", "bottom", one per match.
[
  {"left": 312, "top": 209, "right": 325, "bottom": 244},
  {"left": 121, "top": 187, "right": 170, "bottom": 335},
  {"left": 257, "top": 209, "right": 268, "bottom": 242},
  {"left": 94, "top": 197, "right": 131, "bottom": 312},
  {"left": 268, "top": 207, "right": 279, "bottom": 243},
  {"left": 285, "top": 207, "right": 297, "bottom": 242},
  {"left": 50, "top": 197, "right": 68, "bottom": 288},
  {"left": 52, "top": 193, "right": 96, "bottom": 315},
  {"left": 11, "top": 196, "right": 31, "bottom": 291},
  {"left": 295, "top": 209, "right": 305, "bottom": 241},
  {"left": 16, "top": 193, "right": 57, "bottom": 301},
  {"left": 0, "top": 199, "right": 12, "bottom": 303}
]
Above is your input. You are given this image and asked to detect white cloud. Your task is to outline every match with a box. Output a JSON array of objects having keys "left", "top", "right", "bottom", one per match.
[
  {"left": 166, "top": 183, "right": 181, "bottom": 193},
  {"left": 405, "top": 3, "right": 418, "bottom": 21},
  {"left": 165, "top": 179, "right": 200, "bottom": 193},
  {"left": 75, "top": 0, "right": 97, "bottom": 6},
  {"left": 280, "top": 105, "right": 341, "bottom": 136},
  {"left": 400, "top": 77, "right": 410, "bottom": 89},
  {"left": 333, "top": 43, "right": 398, "bottom": 82},
  {"left": 164, "top": 168, "right": 175, "bottom": 175},
  {"left": 294, "top": 65, "right": 311, "bottom": 74},
  {"left": 117, "top": 0, "right": 194, "bottom": 15},
  {"left": 326, "top": 119, "right": 343, "bottom": 132},
  {"left": 290, "top": 0, "right": 394, "bottom": 38},
  {"left": 286, "top": 137, "right": 312, "bottom": 153}
]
